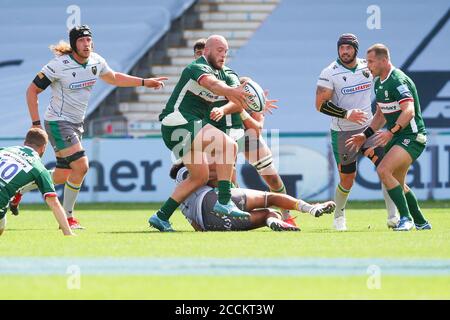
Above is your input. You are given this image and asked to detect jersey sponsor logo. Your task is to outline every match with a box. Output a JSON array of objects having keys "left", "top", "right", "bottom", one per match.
[
  {"left": 0, "top": 151, "right": 33, "bottom": 184},
  {"left": 198, "top": 90, "right": 221, "bottom": 101},
  {"left": 69, "top": 78, "right": 97, "bottom": 90},
  {"left": 63, "top": 60, "right": 70, "bottom": 64},
  {"left": 340, "top": 81, "right": 371, "bottom": 95},
  {"left": 319, "top": 77, "right": 329, "bottom": 82},
  {"left": 379, "top": 102, "right": 401, "bottom": 113}
]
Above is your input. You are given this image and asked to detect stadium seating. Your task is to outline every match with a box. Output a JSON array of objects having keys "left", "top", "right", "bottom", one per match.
[
  {"left": 230, "top": 0, "right": 450, "bottom": 132},
  {"left": 0, "top": 0, "right": 195, "bottom": 137}
]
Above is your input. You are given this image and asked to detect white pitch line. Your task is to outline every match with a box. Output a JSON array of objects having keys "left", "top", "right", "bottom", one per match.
[{"left": 0, "top": 257, "right": 449, "bottom": 276}]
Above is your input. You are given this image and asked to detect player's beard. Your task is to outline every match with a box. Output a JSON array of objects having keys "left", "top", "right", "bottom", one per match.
[
  {"left": 339, "top": 52, "right": 356, "bottom": 65},
  {"left": 206, "top": 53, "right": 224, "bottom": 70}
]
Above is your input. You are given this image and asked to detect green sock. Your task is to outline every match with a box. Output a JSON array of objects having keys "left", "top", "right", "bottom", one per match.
[
  {"left": 405, "top": 190, "right": 427, "bottom": 225},
  {"left": 157, "top": 197, "right": 179, "bottom": 221},
  {"left": 387, "top": 185, "right": 412, "bottom": 220},
  {"left": 218, "top": 180, "right": 232, "bottom": 205}
]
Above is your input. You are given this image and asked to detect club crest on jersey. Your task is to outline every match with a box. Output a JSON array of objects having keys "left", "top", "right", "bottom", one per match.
[
  {"left": 72, "top": 72, "right": 76, "bottom": 77},
  {"left": 402, "top": 138, "right": 411, "bottom": 147},
  {"left": 343, "top": 76, "right": 347, "bottom": 82},
  {"left": 363, "top": 70, "right": 370, "bottom": 78},
  {"left": 385, "top": 90, "right": 389, "bottom": 99},
  {"left": 92, "top": 66, "right": 97, "bottom": 75}
]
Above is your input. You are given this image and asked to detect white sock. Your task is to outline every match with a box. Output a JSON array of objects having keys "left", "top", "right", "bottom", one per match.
[
  {"left": 63, "top": 180, "right": 82, "bottom": 218},
  {"left": 381, "top": 183, "right": 398, "bottom": 220},
  {"left": 334, "top": 184, "right": 350, "bottom": 219},
  {"left": 266, "top": 217, "right": 278, "bottom": 227},
  {"left": 295, "top": 200, "right": 314, "bottom": 213}
]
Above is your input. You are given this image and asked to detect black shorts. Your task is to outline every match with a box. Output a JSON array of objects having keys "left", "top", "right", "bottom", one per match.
[{"left": 201, "top": 188, "right": 252, "bottom": 231}]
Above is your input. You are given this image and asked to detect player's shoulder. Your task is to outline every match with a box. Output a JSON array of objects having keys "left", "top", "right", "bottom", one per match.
[
  {"left": 45, "top": 54, "right": 69, "bottom": 71},
  {"left": 357, "top": 58, "right": 368, "bottom": 67},
  {"left": 188, "top": 56, "right": 214, "bottom": 72},
  {"left": 320, "top": 60, "right": 341, "bottom": 75},
  {"left": 89, "top": 52, "right": 107, "bottom": 63}
]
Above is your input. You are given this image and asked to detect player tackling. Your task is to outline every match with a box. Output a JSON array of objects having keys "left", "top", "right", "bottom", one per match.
[{"left": 346, "top": 44, "right": 431, "bottom": 231}]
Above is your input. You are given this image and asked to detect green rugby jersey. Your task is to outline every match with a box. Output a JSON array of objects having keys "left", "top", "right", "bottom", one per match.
[
  {"left": 374, "top": 67, "right": 426, "bottom": 135},
  {"left": 207, "top": 67, "right": 244, "bottom": 131},
  {"left": 159, "top": 56, "right": 230, "bottom": 126},
  {"left": 0, "top": 146, "right": 56, "bottom": 208}
]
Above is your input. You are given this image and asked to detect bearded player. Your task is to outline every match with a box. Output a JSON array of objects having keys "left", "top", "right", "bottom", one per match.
[{"left": 315, "top": 33, "right": 398, "bottom": 231}]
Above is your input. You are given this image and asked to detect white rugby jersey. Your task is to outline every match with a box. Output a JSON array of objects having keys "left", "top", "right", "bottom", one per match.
[
  {"left": 40, "top": 52, "right": 112, "bottom": 123},
  {"left": 317, "top": 58, "right": 373, "bottom": 131},
  {"left": 176, "top": 167, "right": 210, "bottom": 230}
]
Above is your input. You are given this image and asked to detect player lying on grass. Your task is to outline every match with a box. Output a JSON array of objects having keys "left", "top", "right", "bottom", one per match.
[
  {"left": 0, "top": 128, "right": 74, "bottom": 236},
  {"left": 193, "top": 39, "right": 296, "bottom": 226},
  {"left": 162, "top": 164, "right": 336, "bottom": 232}
]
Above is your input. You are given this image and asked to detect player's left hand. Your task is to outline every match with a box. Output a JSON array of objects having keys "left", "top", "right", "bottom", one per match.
[
  {"left": 263, "top": 90, "right": 278, "bottom": 115},
  {"left": 345, "top": 133, "right": 366, "bottom": 152},
  {"left": 143, "top": 77, "right": 168, "bottom": 90},
  {"left": 210, "top": 107, "right": 224, "bottom": 122},
  {"left": 374, "top": 130, "right": 393, "bottom": 147}
]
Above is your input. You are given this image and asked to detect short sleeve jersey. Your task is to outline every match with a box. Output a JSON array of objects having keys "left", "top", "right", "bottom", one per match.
[
  {"left": 0, "top": 146, "right": 56, "bottom": 208},
  {"left": 159, "top": 56, "right": 230, "bottom": 126},
  {"left": 374, "top": 67, "right": 426, "bottom": 135},
  {"left": 317, "top": 58, "right": 373, "bottom": 131},
  {"left": 40, "top": 52, "right": 112, "bottom": 124}
]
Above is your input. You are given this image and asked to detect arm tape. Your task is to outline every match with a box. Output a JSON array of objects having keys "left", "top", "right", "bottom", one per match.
[
  {"left": 319, "top": 100, "right": 347, "bottom": 118},
  {"left": 33, "top": 74, "right": 51, "bottom": 90},
  {"left": 363, "top": 127, "right": 375, "bottom": 139}
]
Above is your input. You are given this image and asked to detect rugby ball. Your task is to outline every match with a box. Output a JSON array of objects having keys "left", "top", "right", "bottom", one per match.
[{"left": 244, "top": 80, "right": 266, "bottom": 113}]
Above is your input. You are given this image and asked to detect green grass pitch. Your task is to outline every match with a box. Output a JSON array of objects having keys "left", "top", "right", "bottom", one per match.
[{"left": 0, "top": 201, "right": 449, "bottom": 299}]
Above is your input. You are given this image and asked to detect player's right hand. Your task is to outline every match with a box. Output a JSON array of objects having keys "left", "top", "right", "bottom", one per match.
[
  {"left": 210, "top": 107, "right": 224, "bottom": 122},
  {"left": 345, "top": 133, "right": 366, "bottom": 152},
  {"left": 229, "top": 81, "right": 253, "bottom": 108},
  {"left": 346, "top": 109, "right": 368, "bottom": 125}
]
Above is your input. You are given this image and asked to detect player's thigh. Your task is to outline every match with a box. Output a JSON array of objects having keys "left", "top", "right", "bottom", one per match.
[
  {"left": 183, "top": 151, "right": 209, "bottom": 182},
  {"left": 378, "top": 145, "right": 413, "bottom": 176}
]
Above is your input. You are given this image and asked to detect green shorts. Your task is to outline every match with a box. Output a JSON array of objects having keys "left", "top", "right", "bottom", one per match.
[
  {"left": 161, "top": 120, "right": 206, "bottom": 159},
  {"left": 385, "top": 133, "right": 427, "bottom": 161}
]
